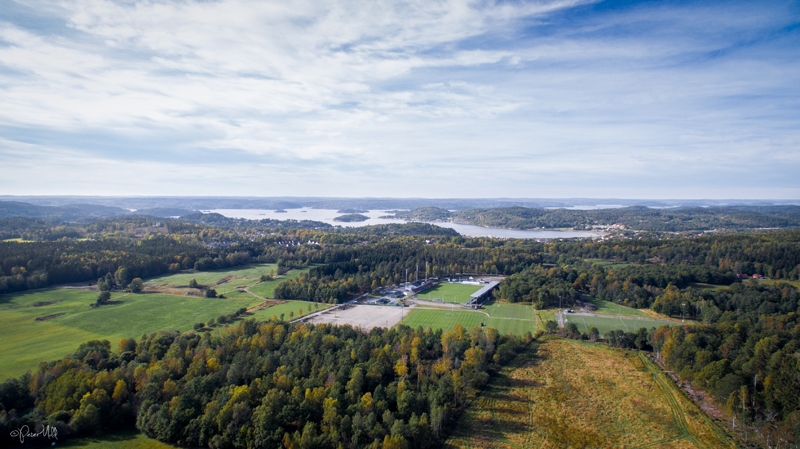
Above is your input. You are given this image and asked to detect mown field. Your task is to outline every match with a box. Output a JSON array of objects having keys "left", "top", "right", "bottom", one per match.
[
  {"left": 0, "top": 288, "right": 260, "bottom": 380},
  {"left": 247, "top": 267, "right": 312, "bottom": 299},
  {"left": 417, "top": 282, "right": 483, "bottom": 303},
  {"left": 583, "top": 296, "right": 653, "bottom": 318},
  {"left": 145, "top": 263, "right": 278, "bottom": 286},
  {"left": 402, "top": 307, "right": 538, "bottom": 336},
  {"left": 445, "top": 338, "right": 737, "bottom": 449},
  {"left": 250, "top": 300, "right": 330, "bottom": 321},
  {"left": 584, "top": 258, "right": 636, "bottom": 269},
  {"left": 564, "top": 313, "right": 678, "bottom": 336}
]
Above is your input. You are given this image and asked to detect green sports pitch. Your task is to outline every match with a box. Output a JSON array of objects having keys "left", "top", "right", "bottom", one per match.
[
  {"left": 417, "top": 283, "right": 483, "bottom": 304},
  {"left": 401, "top": 306, "right": 539, "bottom": 336}
]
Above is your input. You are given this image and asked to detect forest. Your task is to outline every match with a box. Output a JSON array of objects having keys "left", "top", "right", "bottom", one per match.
[
  {"left": 392, "top": 205, "right": 800, "bottom": 232},
  {"left": 1, "top": 213, "right": 800, "bottom": 447},
  {"left": 0, "top": 321, "right": 530, "bottom": 448}
]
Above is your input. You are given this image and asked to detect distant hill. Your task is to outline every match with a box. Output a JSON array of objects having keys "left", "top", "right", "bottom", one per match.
[
  {"left": 391, "top": 205, "right": 800, "bottom": 232},
  {"left": 0, "top": 201, "right": 130, "bottom": 222}
]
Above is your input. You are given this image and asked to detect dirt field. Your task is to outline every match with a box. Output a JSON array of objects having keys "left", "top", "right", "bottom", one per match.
[{"left": 306, "top": 305, "right": 407, "bottom": 330}]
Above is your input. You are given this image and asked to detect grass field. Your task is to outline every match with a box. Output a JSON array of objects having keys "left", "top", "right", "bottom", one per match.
[
  {"left": 0, "top": 289, "right": 259, "bottom": 380},
  {"left": 565, "top": 314, "right": 677, "bottom": 336},
  {"left": 484, "top": 303, "right": 536, "bottom": 320},
  {"left": 145, "top": 263, "right": 278, "bottom": 286},
  {"left": 417, "top": 283, "right": 483, "bottom": 304},
  {"left": 583, "top": 297, "right": 653, "bottom": 318},
  {"left": 584, "top": 258, "right": 635, "bottom": 269},
  {"left": 445, "top": 338, "right": 736, "bottom": 449},
  {"left": 61, "top": 429, "right": 176, "bottom": 449},
  {"left": 247, "top": 267, "right": 311, "bottom": 299},
  {"left": 401, "top": 308, "right": 538, "bottom": 336},
  {"left": 250, "top": 300, "right": 330, "bottom": 320}
]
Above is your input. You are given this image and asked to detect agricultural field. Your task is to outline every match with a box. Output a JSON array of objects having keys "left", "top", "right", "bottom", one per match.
[
  {"left": 402, "top": 307, "right": 538, "bottom": 335},
  {"left": 446, "top": 338, "right": 736, "bottom": 449},
  {"left": 145, "top": 263, "right": 278, "bottom": 287},
  {"left": 416, "top": 282, "right": 483, "bottom": 303},
  {"left": 0, "top": 289, "right": 259, "bottom": 380},
  {"left": 564, "top": 314, "right": 678, "bottom": 336}
]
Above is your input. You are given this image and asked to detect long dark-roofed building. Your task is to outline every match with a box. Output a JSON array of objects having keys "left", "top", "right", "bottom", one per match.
[{"left": 467, "top": 281, "right": 499, "bottom": 306}]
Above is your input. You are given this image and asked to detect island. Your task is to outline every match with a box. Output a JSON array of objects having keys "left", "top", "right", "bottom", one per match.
[{"left": 333, "top": 213, "right": 369, "bottom": 222}]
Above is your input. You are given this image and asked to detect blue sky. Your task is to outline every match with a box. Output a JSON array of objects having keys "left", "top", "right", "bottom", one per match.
[{"left": 0, "top": 0, "right": 798, "bottom": 199}]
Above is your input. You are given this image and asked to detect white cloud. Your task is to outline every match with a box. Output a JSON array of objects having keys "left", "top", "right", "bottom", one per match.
[{"left": 0, "top": 0, "right": 798, "bottom": 198}]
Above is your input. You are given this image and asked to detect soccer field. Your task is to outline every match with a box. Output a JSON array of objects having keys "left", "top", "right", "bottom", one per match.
[
  {"left": 402, "top": 308, "right": 538, "bottom": 336},
  {"left": 418, "top": 283, "right": 483, "bottom": 304}
]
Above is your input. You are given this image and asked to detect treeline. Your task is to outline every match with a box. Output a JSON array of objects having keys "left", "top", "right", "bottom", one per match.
[
  {"left": 273, "top": 240, "right": 546, "bottom": 302},
  {"left": 651, "top": 309, "right": 800, "bottom": 446},
  {"left": 0, "top": 320, "right": 530, "bottom": 448},
  {"left": 393, "top": 205, "right": 800, "bottom": 232}
]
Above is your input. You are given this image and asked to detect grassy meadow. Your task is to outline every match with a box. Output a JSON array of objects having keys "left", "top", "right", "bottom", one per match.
[
  {"left": 60, "top": 429, "right": 176, "bottom": 449},
  {"left": 0, "top": 288, "right": 259, "bottom": 380},
  {"left": 564, "top": 314, "right": 678, "bottom": 336},
  {"left": 417, "top": 282, "right": 483, "bottom": 304},
  {"left": 445, "top": 338, "right": 737, "bottom": 449},
  {"left": 247, "top": 267, "right": 312, "bottom": 299},
  {"left": 145, "top": 263, "right": 278, "bottom": 286},
  {"left": 250, "top": 300, "right": 331, "bottom": 321},
  {"left": 583, "top": 296, "right": 653, "bottom": 318}
]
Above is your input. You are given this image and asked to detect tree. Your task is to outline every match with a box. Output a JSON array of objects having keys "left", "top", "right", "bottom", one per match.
[
  {"left": 129, "top": 278, "right": 144, "bottom": 293},
  {"left": 189, "top": 279, "right": 199, "bottom": 289},
  {"left": 205, "top": 288, "right": 217, "bottom": 298},
  {"left": 545, "top": 320, "right": 558, "bottom": 333},
  {"left": 96, "top": 291, "right": 111, "bottom": 306}
]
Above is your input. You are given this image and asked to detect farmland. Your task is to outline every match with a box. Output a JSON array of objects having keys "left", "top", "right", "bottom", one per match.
[
  {"left": 416, "top": 282, "right": 483, "bottom": 303},
  {"left": 0, "top": 288, "right": 261, "bottom": 379},
  {"left": 446, "top": 338, "right": 736, "bottom": 449}
]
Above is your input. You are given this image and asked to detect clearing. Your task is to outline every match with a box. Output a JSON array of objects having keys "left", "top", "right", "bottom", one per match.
[{"left": 445, "top": 337, "right": 736, "bottom": 449}]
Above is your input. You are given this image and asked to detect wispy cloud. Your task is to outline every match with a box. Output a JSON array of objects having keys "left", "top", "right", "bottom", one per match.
[{"left": 0, "top": 0, "right": 797, "bottom": 198}]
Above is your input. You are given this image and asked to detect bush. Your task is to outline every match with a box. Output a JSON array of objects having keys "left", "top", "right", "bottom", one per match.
[
  {"left": 193, "top": 322, "right": 205, "bottom": 331},
  {"left": 205, "top": 288, "right": 217, "bottom": 298}
]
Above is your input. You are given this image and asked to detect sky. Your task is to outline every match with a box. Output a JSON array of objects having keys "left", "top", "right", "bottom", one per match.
[{"left": 0, "top": 0, "right": 798, "bottom": 199}]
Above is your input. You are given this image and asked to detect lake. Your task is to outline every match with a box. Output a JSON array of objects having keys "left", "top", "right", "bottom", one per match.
[{"left": 203, "top": 208, "right": 602, "bottom": 239}]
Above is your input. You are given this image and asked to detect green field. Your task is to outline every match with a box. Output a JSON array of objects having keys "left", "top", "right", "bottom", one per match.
[
  {"left": 250, "top": 300, "right": 330, "bottom": 321},
  {"left": 417, "top": 283, "right": 482, "bottom": 304},
  {"left": 247, "top": 267, "right": 311, "bottom": 299},
  {"left": 563, "top": 314, "right": 677, "bottom": 336},
  {"left": 484, "top": 302, "right": 537, "bottom": 320},
  {"left": 584, "top": 258, "right": 635, "bottom": 269},
  {"left": 145, "top": 263, "right": 278, "bottom": 286},
  {"left": 0, "top": 289, "right": 259, "bottom": 380},
  {"left": 402, "top": 308, "right": 538, "bottom": 336},
  {"left": 61, "top": 429, "right": 176, "bottom": 449},
  {"left": 583, "top": 297, "right": 652, "bottom": 318}
]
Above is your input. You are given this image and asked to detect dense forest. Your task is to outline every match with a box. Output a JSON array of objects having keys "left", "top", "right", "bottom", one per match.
[
  {"left": 0, "top": 321, "right": 530, "bottom": 448},
  {"left": 392, "top": 205, "right": 800, "bottom": 232},
  {"left": 2, "top": 211, "right": 800, "bottom": 447}
]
